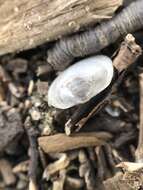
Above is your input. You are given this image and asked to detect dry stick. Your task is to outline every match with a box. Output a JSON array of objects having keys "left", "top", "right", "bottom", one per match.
[
  {"left": 38, "top": 132, "right": 112, "bottom": 153},
  {"left": 0, "top": 0, "right": 122, "bottom": 55},
  {"left": 95, "top": 146, "right": 110, "bottom": 180},
  {"left": 38, "top": 147, "right": 47, "bottom": 169},
  {"left": 0, "top": 65, "right": 22, "bottom": 98},
  {"left": 47, "top": 0, "right": 143, "bottom": 71},
  {"left": 65, "top": 89, "right": 110, "bottom": 135},
  {"left": 0, "top": 82, "right": 5, "bottom": 102},
  {"left": 52, "top": 170, "right": 66, "bottom": 190},
  {"left": 87, "top": 147, "right": 97, "bottom": 169},
  {"left": 65, "top": 34, "right": 142, "bottom": 135},
  {"left": 104, "top": 144, "right": 119, "bottom": 175},
  {"left": 24, "top": 117, "right": 39, "bottom": 190},
  {"left": 113, "top": 34, "right": 142, "bottom": 72},
  {"left": 78, "top": 149, "right": 96, "bottom": 190},
  {"left": 65, "top": 176, "right": 84, "bottom": 189},
  {"left": 135, "top": 73, "right": 143, "bottom": 162},
  {"left": 13, "top": 160, "right": 29, "bottom": 174},
  {"left": 0, "top": 159, "right": 16, "bottom": 186},
  {"left": 43, "top": 153, "right": 70, "bottom": 180}
]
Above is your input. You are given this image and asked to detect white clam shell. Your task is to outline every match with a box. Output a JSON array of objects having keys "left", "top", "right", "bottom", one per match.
[{"left": 48, "top": 55, "right": 113, "bottom": 109}]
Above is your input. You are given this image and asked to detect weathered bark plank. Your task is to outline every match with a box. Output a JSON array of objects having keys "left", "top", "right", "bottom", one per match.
[
  {"left": 0, "top": 0, "right": 122, "bottom": 55},
  {"left": 38, "top": 132, "right": 112, "bottom": 153}
]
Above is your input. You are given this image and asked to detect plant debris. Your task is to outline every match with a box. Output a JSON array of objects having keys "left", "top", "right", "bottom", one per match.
[{"left": 0, "top": 1, "right": 143, "bottom": 190}]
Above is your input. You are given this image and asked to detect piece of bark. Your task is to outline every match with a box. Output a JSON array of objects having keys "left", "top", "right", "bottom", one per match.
[
  {"left": 135, "top": 73, "right": 143, "bottom": 162},
  {"left": 38, "top": 147, "right": 47, "bottom": 169},
  {"left": 13, "top": 160, "right": 29, "bottom": 174},
  {"left": 103, "top": 172, "right": 133, "bottom": 190},
  {"left": 113, "top": 34, "right": 142, "bottom": 72},
  {"left": 0, "top": 159, "right": 16, "bottom": 186},
  {"left": 5, "top": 58, "right": 28, "bottom": 73},
  {"left": 52, "top": 170, "right": 66, "bottom": 190},
  {"left": 78, "top": 150, "right": 96, "bottom": 190},
  {"left": 104, "top": 144, "right": 119, "bottom": 174},
  {"left": 87, "top": 147, "right": 97, "bottom": 169},
  {"left": 0, "top": 0, "right": 122, "bottom": 55},
  {"left": 38, "top": 132, "right": 112, "bottom": 153},
  {"left": 0, "top": 65, "right": 22, "bottom": 98},
  {"left": 95, "top": 146, "right": 112, "bottom": 180},
  {"left": 43, "top": 153, "right": 70, "bottom": 180},
  {"left": 116, "top": 162, "right": 143, "bottom": 190},
  {"left": 0, "top": 108, "right": 23, "bottom": 151},
  {"left": 117, "top": 162, "right": 143, "bottom": 172},
  {"left": 29, "top": 180, "right": 38, "bottom": 190},
  {"left": 65, "top": 177, "right": 84, "bottom": 189},
  {"left": 0, "top": 84, "right": 5, "bottom": 102}
]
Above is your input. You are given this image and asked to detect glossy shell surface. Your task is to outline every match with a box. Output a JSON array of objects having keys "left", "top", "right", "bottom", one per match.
[{"left": 48, "top": 55, "right": 113, "bottom": 109}]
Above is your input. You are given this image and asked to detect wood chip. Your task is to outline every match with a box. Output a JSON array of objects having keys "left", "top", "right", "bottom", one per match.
[
  {"left": 38, "top": 132, "right": 112, "bottom": 153},
  {"left": 0, "top": 159, "right": 16, "bottom": 186}
]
